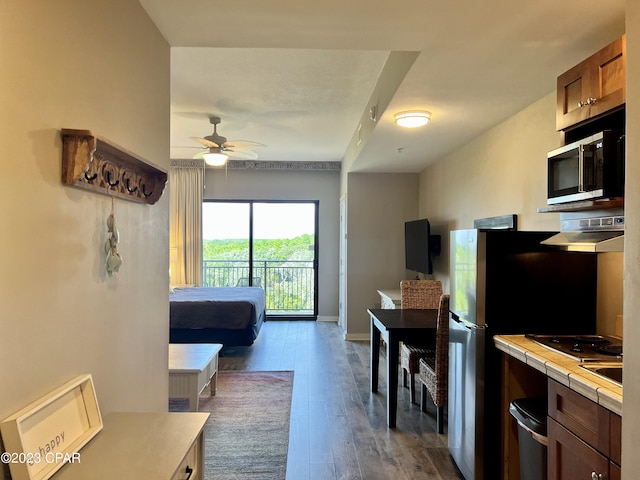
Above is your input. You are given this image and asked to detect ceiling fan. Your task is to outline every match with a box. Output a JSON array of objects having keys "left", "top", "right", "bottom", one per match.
[{"left": 190, "top": 116, "right": 265, "bottom": 166}]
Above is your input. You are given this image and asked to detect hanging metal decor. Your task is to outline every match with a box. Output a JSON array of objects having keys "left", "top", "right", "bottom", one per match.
[{"left": 105, "top": 198, "right": 123, "bottom": 276}]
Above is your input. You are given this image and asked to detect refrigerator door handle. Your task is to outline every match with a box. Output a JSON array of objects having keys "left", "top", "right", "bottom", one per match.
[
  {"left": 464, "top": 320, "right": 486, "bottom": 330},
  {"left": 451, "top": 313, "right": 486, "bottom": 330}
]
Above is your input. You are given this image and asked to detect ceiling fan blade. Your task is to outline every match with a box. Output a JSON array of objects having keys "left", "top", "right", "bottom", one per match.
[
  {"left": 226, "top": 150, "right": 259, "bottom": 160},
  {"left": 223, "top": 145, "right": 258, "bottom": 153},
  {"left": 190, "top": 136, "right": 220, "bottom": 148},
  {"left": 188, "top": 118, "right": 263, "bottom": 161},
  {"left": 224, "top": 140, "right": 266, "bottom": 149},
  {"left": 193, "top": 149, "right": 256, "bottom": 161}
]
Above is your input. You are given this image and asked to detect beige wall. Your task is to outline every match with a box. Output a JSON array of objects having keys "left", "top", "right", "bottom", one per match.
[
  {"left": 203, "top": 167, "right": 340, "bottom": 319},
  {"left": 344, "top": 172, "right": 419, "bottom": 338},
  {"left": 419, "top": 92, "right": 562, "bottom": 233},
  {"left": 0, "top": 1, "right": 170, "bottom": 466},
  {"left": 418, "top": 92, "right": 624, "bottom": 330}
]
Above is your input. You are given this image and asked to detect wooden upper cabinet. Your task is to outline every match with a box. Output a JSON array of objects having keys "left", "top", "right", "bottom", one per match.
[{"left": 556, "top": 35, "right": 626, "bottom": 131}]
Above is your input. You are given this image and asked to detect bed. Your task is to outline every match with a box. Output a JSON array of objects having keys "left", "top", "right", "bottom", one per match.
[{"left": 169, "top": 286, "right": 266, "bottom": 347}]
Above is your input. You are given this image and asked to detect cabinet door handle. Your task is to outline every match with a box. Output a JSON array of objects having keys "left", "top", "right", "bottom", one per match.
[
  {"left": 591, "top": 472, "right": 604, "bottom": 480},
  {"left": 185, "top": 465, "right": 194, "bottom": 480},
  {"left": 578, "top": 97, "right": 598, "bottom": 108}
]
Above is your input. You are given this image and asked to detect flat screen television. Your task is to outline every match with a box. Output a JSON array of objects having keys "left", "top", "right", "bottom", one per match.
[{"left": 405, "top": 218, "right": 437, "bottom": 275}]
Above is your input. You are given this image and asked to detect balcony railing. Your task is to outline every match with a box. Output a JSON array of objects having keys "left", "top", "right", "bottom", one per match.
[{"left": 202, "top": 259, "right": 315, "bottom": 315}]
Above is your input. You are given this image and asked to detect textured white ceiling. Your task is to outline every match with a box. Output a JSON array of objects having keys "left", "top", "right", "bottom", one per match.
[
  {"left": 169, "top": 48, "right": 388, "bottom": 163},
  {"left": 139, "top": 0, "right": 626, "bottom": 172}
]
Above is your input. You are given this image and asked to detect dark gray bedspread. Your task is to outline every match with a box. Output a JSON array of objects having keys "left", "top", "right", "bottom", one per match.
[{"left": 169, "top": 287, "right": 266, "bottom": 330}]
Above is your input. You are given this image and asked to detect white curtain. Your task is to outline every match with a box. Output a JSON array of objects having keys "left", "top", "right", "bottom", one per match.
[{"left": 169, "top": 160, "right": 204, "bottom": 286}]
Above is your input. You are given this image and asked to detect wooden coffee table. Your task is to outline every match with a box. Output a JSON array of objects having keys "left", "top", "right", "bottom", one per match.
[{"left": 169, "top": 343, "right": 223, "bottom": 412}]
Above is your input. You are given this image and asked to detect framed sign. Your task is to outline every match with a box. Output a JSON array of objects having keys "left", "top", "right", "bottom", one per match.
[{"left": 1, "top": 375, "right": 103, "bottom": 480}]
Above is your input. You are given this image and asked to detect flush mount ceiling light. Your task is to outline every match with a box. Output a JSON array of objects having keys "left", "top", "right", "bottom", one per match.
[
  {"left": 394, "top": 111, "right": 431, "bottom": 128},
  {"left": 202, "top": 151, "right": 229, "bottom": 166}
]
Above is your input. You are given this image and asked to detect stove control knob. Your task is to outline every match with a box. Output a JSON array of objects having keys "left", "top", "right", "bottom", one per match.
[{"left": 570, "top": 343, "right": 584, "bottom": 353}]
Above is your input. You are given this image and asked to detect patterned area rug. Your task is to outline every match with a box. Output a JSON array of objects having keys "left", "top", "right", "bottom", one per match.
[{"left": 195, "top": 370, "right": 293, "bottom": 480}]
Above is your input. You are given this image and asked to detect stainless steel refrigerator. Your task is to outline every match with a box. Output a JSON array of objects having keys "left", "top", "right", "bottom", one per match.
[{"left": 448, "top": 229, "right": 598, "bottom": 480}]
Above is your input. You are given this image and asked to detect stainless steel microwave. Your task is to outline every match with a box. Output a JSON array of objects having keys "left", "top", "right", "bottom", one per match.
[{"left": 547, "top": 130, "right": 625, "bottom": 205}]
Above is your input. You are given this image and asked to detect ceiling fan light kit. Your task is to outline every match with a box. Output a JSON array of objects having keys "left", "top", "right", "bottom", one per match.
[
  {"left": 394, "top": 110, "right": 431, "bottom": 128},
  {"left": 203, "top": 152, "right": 229, "bottom": 166}
]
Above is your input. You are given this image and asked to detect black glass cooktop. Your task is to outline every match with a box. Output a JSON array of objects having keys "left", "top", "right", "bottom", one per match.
[{"left": 525, "top": 334, "right": 623, "bottom": 362}]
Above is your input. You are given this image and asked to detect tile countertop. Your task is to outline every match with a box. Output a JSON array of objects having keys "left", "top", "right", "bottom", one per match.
[{"left": 494, "top": 334, "right": 622, "bottom": 416}]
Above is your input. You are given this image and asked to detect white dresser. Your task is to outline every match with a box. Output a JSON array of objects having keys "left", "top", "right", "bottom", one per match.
[
  {"left": 53, "top": 412, "right": 209, "bottom": 480},
  {"left": 377, "top": 289, "right": 401, "bottom": 309}
]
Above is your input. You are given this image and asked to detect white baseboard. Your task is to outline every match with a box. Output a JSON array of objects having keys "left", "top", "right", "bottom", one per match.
[
  {"left": 344, "top": 333, "right": 369, "bottom": 342},
  {"left": 320, "top": 318, "right": 368, "bottom": 341}
]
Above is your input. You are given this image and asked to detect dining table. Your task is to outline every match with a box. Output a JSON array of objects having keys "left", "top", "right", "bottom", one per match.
[{"left": 368, "top": 307, "right": 439, "bottom": 428}]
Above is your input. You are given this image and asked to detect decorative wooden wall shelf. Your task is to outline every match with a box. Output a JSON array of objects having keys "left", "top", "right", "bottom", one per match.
[{"left": 60, "top": 129, "right": 167, "bottom": 205}]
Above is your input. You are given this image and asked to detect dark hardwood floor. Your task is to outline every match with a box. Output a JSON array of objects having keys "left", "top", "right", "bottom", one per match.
[{"left": 218, "top": 320, "right": 464, "bottom": 480}]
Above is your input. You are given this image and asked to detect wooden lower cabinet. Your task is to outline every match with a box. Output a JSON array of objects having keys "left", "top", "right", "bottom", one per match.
[
  {"left": 548, "top": 418, "right": 610, "bottom": 480},
  {"left": 610, "top": 462, "right": 622, "bottom": 480},
  {"left": 547, "top": 380, "right": 621, "bottom": 479}
]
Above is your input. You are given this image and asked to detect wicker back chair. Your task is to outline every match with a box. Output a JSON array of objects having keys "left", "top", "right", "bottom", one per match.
[
  {"left": 418, "top": 294, "right": 450, "bottom": 433},
  {"left": 399, "top": 280, "right": 443, "bottom": 403},
  {"left": 400, "top": 280, "right": 443, "bottom": 309}
]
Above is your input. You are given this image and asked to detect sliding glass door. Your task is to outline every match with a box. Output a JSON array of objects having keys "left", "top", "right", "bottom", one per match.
[
  {"left": 202, "top": 202, "right": 250, "bottom": 287},
  {"left": 202, "top": 200, "right": 318, "bottom": 319}
]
